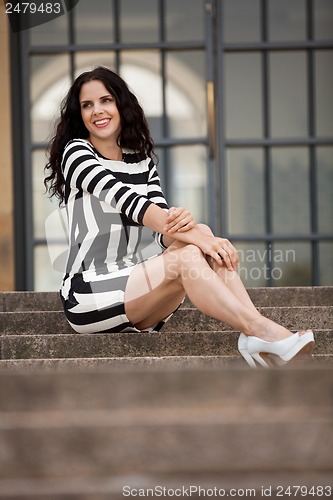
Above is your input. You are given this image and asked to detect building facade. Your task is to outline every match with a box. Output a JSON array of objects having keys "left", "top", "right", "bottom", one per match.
[{"left": 0, "top": 0, "right": 332, "bottom": 291}]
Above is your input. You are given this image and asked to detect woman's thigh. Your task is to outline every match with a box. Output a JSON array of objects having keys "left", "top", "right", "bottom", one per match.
[{"left": 124, "top": 246, "right": 187, "bottom": 330}]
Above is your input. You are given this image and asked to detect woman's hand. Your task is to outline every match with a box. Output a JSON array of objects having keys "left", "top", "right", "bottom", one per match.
[
  {"left": 142, "top": 204, "right": 237, "bottom": 268},
  {"left": 196, "top": 234, "right": 239, "bottom": 271},
  {"left": 164, "top": 207, "right": 195, "bottom": 234}
]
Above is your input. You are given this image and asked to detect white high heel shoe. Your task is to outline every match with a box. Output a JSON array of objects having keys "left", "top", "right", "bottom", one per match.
[
  {"left": 238, "top": 331, "right": 315, "bottom": 368},
  {"left": 238, "top": 333, "right": 257, "bottom": 368}
]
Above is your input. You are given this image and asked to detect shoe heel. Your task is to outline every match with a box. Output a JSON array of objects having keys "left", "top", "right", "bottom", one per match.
[
  {"left": 251, "top": 351, "right": 271, "bottom": 368},
  {"left": 239, "top": 348, "right": 257, "bottom": 368}
]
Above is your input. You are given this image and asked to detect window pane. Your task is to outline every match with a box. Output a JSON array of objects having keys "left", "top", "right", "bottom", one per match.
[
  {"left": 34, "top": 245, "right": 64, "bottom": 291},
  {"left": 271, "top": 148, "right": 310, "bottom": 234},
  {"left": 224, "top": 53, "right": 262, "bottom": 139},
  {"left": 223, "top": 0, "right": 260, "bottom": 43},
  {"left": 120, "top": 51, "right": 163, "bottom": 139},
  {"left": 314, "top": 0, "right": 333, "bottom": 40},
  {"left": 75, "top": 0, "right": 114, "bottom": 44},
  {"left": 166, "top": 51, "right": 206, "bottom": 139},
  {"left": 315, "top": 51, "right": 333, "bottom": 137},
  {"left": 319, "top": 242, "right": 333, "bottom": 285},
  {"left": 270, "top": 52, "right": 307, "bottom": 137},
  {"left": 33, "top": 150, "right": 53, "bottom": 239},
  {"left": 29, "top": 10, "right": 68, "bottom": 45},
  {"left": 35, "top": 152, "right": 69, "bottom": 290},
  {"left": 317, "top": 147, "right": 333, "bottom": 234},
  {"left": 74, "top": 52, "right": 116, "bottom": 77},
  {"left": 226, "top": 149, "right": 265, "bottom": 235},
  {"left": 268, "top": 0, "right": 306, "bottom": 41},
  {"left": 120, "top": 0, "right": 158, "bottom": 43},
  {"left": 271, "top": 242, "right": 312, "bottom": 286},
  {"left": 234, "top": 242, "right": 268, "bottom": 288},
  {"left": 166, "top": 0, "right": 204, "bottom": 41},
  {"left": 154, "top": 148, "right": 167, "bottom": 194},
  {"left": 168, "top": 145, "right": 208, "bottom": 224},
  {"left": 30, "top": 55, "right": 70, "bottom": 143}
]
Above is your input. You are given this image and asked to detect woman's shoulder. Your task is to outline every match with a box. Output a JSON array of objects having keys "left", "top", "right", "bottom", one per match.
[
  {"left": 64, "top": 138, "right": 94, "bottom": 153},
  {"left": 62, "top": 139, "right": 99, "bottom": 166}
]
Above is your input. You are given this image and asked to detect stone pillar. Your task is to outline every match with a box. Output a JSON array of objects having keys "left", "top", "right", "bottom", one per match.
[{"left": 0, "top": 2, "right": 15, "bottom": 290}]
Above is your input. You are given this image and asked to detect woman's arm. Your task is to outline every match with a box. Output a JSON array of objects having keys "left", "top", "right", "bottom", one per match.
[
  {"left": 62, "top": 140, "right": 153, "bottom": 225},
  {"left": 142, "top": 203, "right": 238, "bottom": 271},
  {"left": 146, "top": 159, "right": 195, "bottom": 246}
]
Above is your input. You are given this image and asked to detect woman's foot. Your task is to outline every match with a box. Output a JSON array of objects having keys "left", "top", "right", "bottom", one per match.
[
  {"left": 247, "top": 315, "right": 298, "bottom": 342},
  {"left": 238, "top": 329, "right": 315, "bottom": 368}
]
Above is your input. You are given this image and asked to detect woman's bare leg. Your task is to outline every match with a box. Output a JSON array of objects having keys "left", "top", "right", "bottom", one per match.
[
  {"left": 196, "top": 224, "right": 258, "bottom": 313},
  {"left": 125, "top": 240, "right": 292, "bottom": 341}
]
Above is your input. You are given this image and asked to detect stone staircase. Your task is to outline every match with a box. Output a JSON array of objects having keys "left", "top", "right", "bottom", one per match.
[{"left": 0, "top": 287, "right": 332, "bottom": 499}]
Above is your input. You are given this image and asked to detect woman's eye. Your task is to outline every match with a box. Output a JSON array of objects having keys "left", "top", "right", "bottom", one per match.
[{"left": 82, "top": 103, "right": 92, "bottom": 108}]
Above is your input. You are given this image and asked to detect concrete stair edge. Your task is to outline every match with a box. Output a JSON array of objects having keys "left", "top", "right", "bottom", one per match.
[
  {"left": 0, "top": 306, "right": 332, "bottom": 336},
  {"left": 1, "top": 353, "right": 332, "bottom": 371},
  {"left": 0, "top": 328, "right": 331, "bottom": 360},
  {"left": 0, "top": 355, "right": 244, "bottom": 370},
  {"left": 1, "top": 286, "right": 332, "bottom": 311}
]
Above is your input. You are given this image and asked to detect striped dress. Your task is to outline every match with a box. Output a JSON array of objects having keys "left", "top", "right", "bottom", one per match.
[{"left": 60, "top": 139, "right": 174, "bottom": 334}]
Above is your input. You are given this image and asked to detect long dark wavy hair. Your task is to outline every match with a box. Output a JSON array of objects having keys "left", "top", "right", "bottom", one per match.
[{"left": 44, "top": 66, "right": 155, "bottom": 204}]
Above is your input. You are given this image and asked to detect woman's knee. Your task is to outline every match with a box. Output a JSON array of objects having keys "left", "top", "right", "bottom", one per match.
[
  {"left": 165, "top": 243, "right": 203, "bottom": 269},
  {"left": 169, "top": 244, "right": 204, "bottom": 271}
]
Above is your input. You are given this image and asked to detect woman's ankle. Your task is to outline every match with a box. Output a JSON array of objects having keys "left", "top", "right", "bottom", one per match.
[{"left": 245, "top": 316, "right": 292, "bottom": 342}]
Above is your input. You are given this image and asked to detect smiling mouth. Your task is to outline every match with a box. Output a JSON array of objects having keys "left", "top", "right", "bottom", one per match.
[{"left": 94, "top": 118, "right": 110, "bottom": 127}]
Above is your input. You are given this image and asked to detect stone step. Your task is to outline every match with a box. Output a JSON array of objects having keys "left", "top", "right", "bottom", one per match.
[
  {"left": 1, "top": 364, "right": 332, "bottom": 411},
  {"left": 0, "top": 329, "right": 331, "bottom": 360},
  {"left": 1, "top": 353, "right": 332, "bottom": 372},
  {"left": 0, "top": 355, "right": 244, "bottom": 371},
  {"left": 0, "top": 366, "right": 332, "bottom": 486},
  {"left": 0, "top": 473, "right": 332, "bottom": 500},
  {"left": 0, "top": 305, "right": 331, "bottom": 336},
  {"left": 165, "top": 305, "right": 332, "bottom": 333},
  {"left": 1, "top": 286, "right": 332, "bottom": 312},
  {"left": 0, "top": 479, "right": 332, "bottom": 500}
]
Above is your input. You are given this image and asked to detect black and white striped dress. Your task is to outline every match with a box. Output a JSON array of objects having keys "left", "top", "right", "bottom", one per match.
[{"left": 60, "top": 139, "right": 175, "bottom": 334}]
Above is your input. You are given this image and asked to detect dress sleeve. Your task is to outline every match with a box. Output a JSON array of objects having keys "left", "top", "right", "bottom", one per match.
[
  {"left": 147, "top": 159, "right": 169, "bottom": 250},
  {"left": 147, "top": 159, "right": 169, "bottom": 209},
  {"left": 62, "top": 140, "right": 153, "bottom": 225}
]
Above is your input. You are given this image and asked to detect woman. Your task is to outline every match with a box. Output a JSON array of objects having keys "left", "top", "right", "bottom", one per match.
[{"left": 45, "top": 66, "right": 314, "bottom": 368}]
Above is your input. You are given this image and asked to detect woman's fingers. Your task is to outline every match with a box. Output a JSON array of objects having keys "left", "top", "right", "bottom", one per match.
[
  {"left": 174, "top": 216, "right": 195, "bottom": 232},
  {"left": 210, "top": 240, "right": 238, "bottom": 271},
  {"left": 217, "top": 247, "right": 233, "bottom": 271},
  {"left": 164, "top": 207, "right": 195, "bottom": 233},
  {"left": 217, "top": 240, "right": 239, "bottom": 270}
]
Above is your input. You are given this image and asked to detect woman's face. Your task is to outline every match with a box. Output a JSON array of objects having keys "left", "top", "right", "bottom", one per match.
[{"left": 79, "top": 79, "right": 121, "bottom": 144}]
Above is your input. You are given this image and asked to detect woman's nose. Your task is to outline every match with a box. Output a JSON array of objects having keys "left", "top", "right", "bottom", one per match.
[{"left": 93, "top": 103, "right": 103, "bottom": 114}]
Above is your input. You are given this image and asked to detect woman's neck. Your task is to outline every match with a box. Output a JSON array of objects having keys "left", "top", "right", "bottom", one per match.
[{"left": 88, "top": 137, "right": 122, "bottom": 160}]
